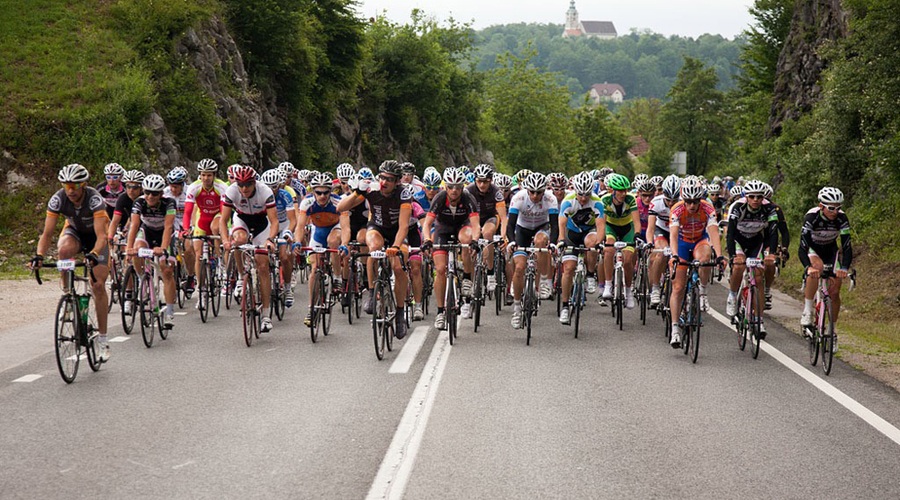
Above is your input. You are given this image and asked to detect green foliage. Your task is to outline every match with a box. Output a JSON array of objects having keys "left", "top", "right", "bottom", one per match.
[
  {"left": 737, "top": 0, "right": 794, "bottom": 95},
  {"left": 472, "top": 25, "right": 744, "bottom": 101},
  {"left": 482, "top": 47, "right": 575, "bottom": 172},
  {"left": 572, "top": 102, "right": 630, "bottom": 173},
  {"left": 658, "top": 57, "right": 729, "bottom": 175}
]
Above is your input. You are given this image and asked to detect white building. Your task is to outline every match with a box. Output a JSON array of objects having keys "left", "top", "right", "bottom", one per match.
[
  {"left": 562, "top": 0, "right": 617, "bottom": 39},
  {"left": 590, "top": 83, "right": 626, "bottom": 104}
]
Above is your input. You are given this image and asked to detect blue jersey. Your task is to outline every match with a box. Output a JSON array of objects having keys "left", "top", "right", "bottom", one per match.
[
  {"left": 274, "top": 189, "right": 295, "bottom": 225},
  {"left": 413, "top": 189, "right": 432, "bottom": 212},
  {"left": 290, "top": 179, "right": 307, "bottom": 199}
]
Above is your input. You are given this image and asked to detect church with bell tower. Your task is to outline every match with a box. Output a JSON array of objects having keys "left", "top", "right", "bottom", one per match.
[{"left": 562, "top": 0, "right": 617, "bottom": 39}]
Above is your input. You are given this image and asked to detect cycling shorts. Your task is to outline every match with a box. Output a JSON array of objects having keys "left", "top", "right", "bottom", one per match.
[
  {"left": 677, "top": 235, "right": 710, "bottom": 262},
  {"left": 61, "top": 227, "right": 109, "bottom": 266}
]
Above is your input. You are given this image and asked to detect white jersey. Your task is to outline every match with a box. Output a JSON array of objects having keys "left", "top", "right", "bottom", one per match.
[
  {"left": 163, "top": 186, "right": 187, "bottom": 231},
  {"left": 508, "top": 189, "right": 559, "bottom": 230},
  {"left": 649, "top": 194, "right": 672, "bottom": 231},
  {"left": 222, "top": 182, "right": 275, "bottom": 216}
]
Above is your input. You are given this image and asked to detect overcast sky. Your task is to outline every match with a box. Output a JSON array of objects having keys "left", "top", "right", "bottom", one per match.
[{"left": 355, "top": 0, "right": 755, "bottom": 39}]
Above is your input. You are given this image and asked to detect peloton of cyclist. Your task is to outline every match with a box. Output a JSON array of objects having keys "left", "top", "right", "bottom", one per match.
[{"left": 556, "top": 172, "right": 605, "bottom": 324}]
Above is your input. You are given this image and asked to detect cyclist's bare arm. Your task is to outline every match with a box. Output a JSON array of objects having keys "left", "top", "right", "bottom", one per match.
[{"left": 36, "top": 213, "right": 59, "bottom": 258}]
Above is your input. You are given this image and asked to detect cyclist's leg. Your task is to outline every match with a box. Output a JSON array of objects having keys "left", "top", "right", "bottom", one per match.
[
  {"left": 406, "top": 225, "right": 423, "bottom": 304},
  {"left": 482, "top": 219, "right": 497, "bottom": 272},
  {"left": 585, "top": 230, "right": 600, "bottom": 275},
  {"left": 434, "top": 250, "right": 449, "bottom": 308},
  {"left": 364, "top": 227, "right": 385, "bottom": 289},
  {"left": 534, "top": 229, "right": 551, "bottom": 279},
  {"left": 79, "top": 230, "right": 110, "bottom": 334},
  {"left": 250, "top": 228, "right": 272, "bottom": 312}
]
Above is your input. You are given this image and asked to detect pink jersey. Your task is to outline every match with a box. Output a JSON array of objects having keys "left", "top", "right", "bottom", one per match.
[{"left": 669, "top": 199, "right": 717, "bottom": 243}]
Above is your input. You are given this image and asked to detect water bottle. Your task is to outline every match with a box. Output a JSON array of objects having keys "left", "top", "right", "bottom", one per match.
[{"left": 78, "top": 294, "right": 90, "bottom": 324}]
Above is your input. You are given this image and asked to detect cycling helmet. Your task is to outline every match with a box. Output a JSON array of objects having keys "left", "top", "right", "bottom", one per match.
[
  {"left": 743, "top": 179, "right": 767, "bottom": 195},
  {"left": 166, "top": 166, "right": 188, "bottom": 184},
  {"left": 457, "top": 165, "right": 471, "bottom": 175},
  {"left": 260, "top": 169, "right": 283, "bottom": 188},
  {"left": 232, "top": 165, "right": 257, "bottom": 184},
  {"left": 142, "top": 174, "right": 166, "bottom": 192},
  {"left": 473, "top": 164, "right": 494, "bottom": 180},
  {"left": 58, "top": 163, "right": 90, "bottom": 184},
  {"left": 227, "top": 164, "right": 241, "bottom": 179},
  {"left": 712, "top": 176, "right": 722, "bottom": 185},
  {"left": 762, "top": 183, "right": 774, "bottom": 200},
  {"left": 378, "top": 160, "right": 402, "bottom": 177},
  {"left": 548, "top": 172, "right": 568, "bottom": 190},
  {"left": 633, "top": 173, "right": 650, "bottom": 188},
  {"left": 662, "top": 175, "right": 681, "bottom": 200},
  {"left": 104, "top": 162, "right": 125, "bottom": 176},
  {"left": 572, "top": 172, "right": 594, "bottom": 195},
  {"left": 443, "top": 167, "right": 467, "bottom": 186},
  {"left": 123, "top": 170, "right": 145, "bottom": 184},
  {"left": 494, "top": 173, "right": 513, "bottom": 190},
  {"left": 197, "top": 158, "right": 218, "bottom": 173},
  {"left": 729, "top": 185, "right": 744, "bottom": 198},
  {"left": 817, "top": 186, "right": 844, "bottom": 205},
  {"left": 590, "top": 169, "right": 601, "bottom": 181},
  {"left": 336, "top": 163, "right": 355, "bottom": 181},
  {"left": 295, "top": 169, "right": 310, "bottom": 182},
  {"left": 680, "top": 176, "right": 706, "bottom": 200},
  {"left": 463, "top": 172, "right": 473, "bottom": 184},
  {"left": 400, "top": 162, "right": 416, "bottom": 175},
  {"left": 605, "top": 173, "right": 631, "bottom": 191},
  {"left": 513, "top": 169, "right": 533, "bottom": 185},
  {"left": 424, "top": 166, "right": 438, "bottom": 176},
  {"left": 706, "top": 184, "right": 722, "bottom": 196},
  {"left": 650, "top": 175, "right": 664, "bottom": 188},
  {"left": 309, "top": 172, "right": 333, "bottom": 189},
  {"left": 358, "top": 167, "right": 374, "bottom": 180},
  {"left": 521, "top": 172, "right": 548, "bottom": 192},
  {"left": 598, "top": 167, "right": 614, "bottom": 181},
  {"left": 422, "top": 170, "right": 442, "bottom": 187}
]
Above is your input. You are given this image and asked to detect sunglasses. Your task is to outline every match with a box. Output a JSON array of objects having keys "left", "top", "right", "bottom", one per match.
[
  {"left": 379, "top": 175, "right": 398, "bottom": 183},
  {"left": 145, "top": 191, "right": 162, "bottom": 197},
  {"left": 169, "top": 182, "right": 184, "bottom": 187},
  {"left": 684, "top": 199, "right": 701, "bottom": 206},
  {"left": 425, "top": 185, "right": 441, "bottom": 190},
  {"left": 237, "top": 181, "right": 255, "bottom": 188},
  {"left": 747, "top": 194, "right": 763, "bottom": 200},
  {"left": 125, "top": 184, "right": 142, "bottom": 190},
  {"left": 823, "top": 204, "right": 841, "bottom": 212},
  {"left": 640, "top": 193, "right": 653, "bottom": 198},
  {"left": 446, "top": 184, "right": 463, "bottom": 190},
  {"left": 314, "top": 190, "right": 331, "bottom": 196},
  {"left": 529, "top": 190, "right": 545, "bottom": 196},
  {"left": 106, "top": 175, "right": 121, "bottom": 181},
  {"left": 61, "top": 182, "right": 83, "bottom": 190}
]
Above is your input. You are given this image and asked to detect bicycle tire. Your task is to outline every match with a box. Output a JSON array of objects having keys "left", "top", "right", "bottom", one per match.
[
  {"left": 120, "top": 266, "right": 138, "bottom": 335},
  {"left": 107, "top": 257, "right": 120, "bottom": 313},
  {"left": 242, "top": 273, "right": 255, "bottom": 347},
  {"left": 323, "top": 285, "right": 333, "bottom": 337},
  {"left": 346, "top": 269, "right": 355, "bottom": 325},
  {"left": 310, "top": 272, "right": 322, "bottom": 343},
  {"left": 84, "top": 295, "right": 102, "bottom": 372},
  {"left": 807, "top": 304, "right": 819, "bottom": 366},
  {"left": 447, "top": 275, "right": 457, "bottom": 345},
  {"left": 54, "top": 296, "right": 80, "bottom": 383},
  {"left": 175, "top": 263, "right": 185, "bottom": 309},
  {"left": 525, "top": 274, "right": 534, "bottom": 346},
  {"left": 473, "top": 266, "right": 483, "bottom": 332},
  {"left": 157, "top": 274, "right": 169, "bottom": 341},
  {"left": 639, "top": 264, "right": 649, "bottom": 325},
  {"left": 616, "top": 279, "right": 624, "bottom": 331},
  {"left": 749, "top": 286, "right": 761, "bottom": 359},
  {"left": 225, "top": 257, "right": 236, "bottom": 310},
  {"left": 822, "top": 297, "right": 835, "bottom": 375},
  {"left": 373, "top": 280, "right": 386, "bottom": 360},
  {"left": 385, "top": 287, "right": 395, "bottom": 353},
  {"left": 573, "top": 278, "right": 583, "bottom": 338},
  {"left": 689, "top": 285, "right": 701, "bottom": 363},
  {"left": 211, "top": 259, "right": 222, "bottom": 317},
  {"left": 737, "top": 303, "right": 748, "bottom": 352},
  {"left": 139, "top": 274, "right": 155, "bottom": 348},
  {"left": 199, "top": 262, "right": 210, "bottom": 323}
]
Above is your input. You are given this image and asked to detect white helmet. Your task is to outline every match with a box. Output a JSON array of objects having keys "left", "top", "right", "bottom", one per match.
[
  {"left": 197, "top": 158, "right": 218, "bottom": 173},
  {"left": 743, "top": 179, "right": 767, "bottom": 195},
  {"left": 680, "top": 176, "right": 706, "bottom": 200},
  {"left": 123, "top": 170, "right": 145, "bottom": 184},
  {"left": 336, "top": 163, "right": 355, "bottom": 181},
  {"left": 494, "top": 173, "right": 512, "bottom": 190},
  {"left": 104, "top": 163, "right": 125, "bottom": 176},
  {"left": 166, "top": 166, "right": 188, "bottom": 184},
  {"left": 762, "top": 183, "right": 774, "bottom": 200},
  {"left": 442, "top": 167, "right": 467, "bottom": 186},
  {"left": 309, "top": 172, "right": 333, "bottom": 189},
  {"left": 142, "top": 174, "right": 166, "bottom": 192},
  {"left": 729, "top": 185, "right": 744, "bottom": 198},
  {"left": 572, "top": 172, "right": 594, "bottom": 195},
  {"left": 633, "top": 173, "right": 650, "bottom": 187},
  {"left": 521, "top": 172, "right": 548, "bottom": 192},
  {"left": 662, "top": 175, "right": 681, "bottom": 200},
  {"left": 58, "top": 164, "right": 90, "bottom": 183},
  {"left": 422, "top": 169, "right": 442, "bottom": 187},
  {"left": 473, "top": 164, "right": 494, "bottom": 180},
  {"left": 260, "top": 169, "right": 283, "bottom": 188},
  {"left": 817, "top": 186, "right": 844, "bottom": 205}
]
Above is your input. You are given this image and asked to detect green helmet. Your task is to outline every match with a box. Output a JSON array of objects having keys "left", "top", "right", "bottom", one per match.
[
  {"left": 513, "top": 169, "right": 533, "bottom": 186},
  {"left": 606, "top": 173, "right": 631, "bottom": 191}
]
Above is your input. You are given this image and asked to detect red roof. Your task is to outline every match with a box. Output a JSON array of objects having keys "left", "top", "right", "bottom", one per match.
[
  {"left": 591, "top": 83, "right": 626, "bottom": 97},
  {"left": 628, "top": 136, "right": 650, "bottom": 157}
]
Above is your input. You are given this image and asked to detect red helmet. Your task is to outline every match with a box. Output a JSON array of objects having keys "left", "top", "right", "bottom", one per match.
[{"left": 232, "top": 165, "right": 257, "bottom": 183}]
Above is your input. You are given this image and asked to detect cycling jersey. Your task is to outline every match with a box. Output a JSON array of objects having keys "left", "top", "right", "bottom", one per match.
[
  {"left": 162, "top": 186, "right": 187, "bottom": 231},
  {"left": 599, "top": 193, "right": 637, "bottom": 227},
  {"left": 222, "top": 182, "right": 276, "bottom": 232},
  {"left": 670, "top": 199, "right": 717, "bottom": 244},
  {"left": 725, "top": 199, "right": 777, "bottom": 256},
  {"left": 341, "top": 191, "right": 370, "bottom": 234},
  {"left": 465, "top": 183, "right": 505, "bottom": 223},
  {"left": 298, "top": 193, "right": 341, "bottom": 228},
  {"left": 413, "top": 189, "right": 434, "bottom": 212},
  {"left": 273, "top": 188, "right": 296, "bottom": 229},
  {"left": 648, "top": 195, "right": 673, "bottom": 231},
  {"left": 183, "top": 178, "right": 228, "bottom": 233},
  {"left": 47, "top": 187, "right": 107, "bottom": 234},
  {"left": 559, "top": 192, "right": 603, "bottom": 233},
  {"left": 362, "top": 185, "right": 414, "bottom": 230},
  {"left": 508, "top": 189, "right": 559, "bottom": 230},
  {"left": 132, "top": 196, "right": 177, "bottom": 232},
  {"left": 798, "top": 207, "right": 852, "bottom": 269},
  {"left": 290, "top": 179, "right": 307, "bottom": 199},
  {"left": 426, "top": 190, "right": 479, "bottom": 228},
  {"left": 636, "top": 196, "right": 650, "bottom": 236},
  {"left": 97, "top": 182, "right": 124, "bottom": 218},
  {"left": 113, "top": 192, "right": 136, "bottom": 231}
]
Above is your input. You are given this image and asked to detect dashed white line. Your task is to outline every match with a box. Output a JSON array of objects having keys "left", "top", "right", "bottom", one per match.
[
  {"left": 12, "top": 374, "right": 42, "bottom": 383},
  {"left": 109, "top": 336, "right": 130, "bottom": 343},
  {"left": 367, "top": 330, "right": 452, "bottom": 500},
  {"left": 389, "top": 326, "right": 430, "bottom": 374},
  {"left": 707, "top": 307, "right": 900, "bottom": 447}
]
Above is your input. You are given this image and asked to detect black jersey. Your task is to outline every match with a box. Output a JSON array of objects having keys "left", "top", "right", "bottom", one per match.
[
  {"left": 364, "top": 186, "right": 413, "bottom": 230},
  {"left": 97, "top": 182, "right": 125, "bottom": 218},
  {"left": 427, "top": 190, "right": 479, "bottom": 228},
  {"left": 113, "top": 192, "right": 136, "bottom": 229},
  {"left": 798, "top": 207, "right": 852, "bottom": 269},
  {"left": 47, "top": 187, "right": 107, "bottom": 234},
  {"left": 725, "top": 199, "right": 778, "bottom": 256},
  {"left": 132, "top": 196, "right": 177, "bottom": 232},
  {"left": 465, "top": 183, "right": 504, "bottom": 222}
]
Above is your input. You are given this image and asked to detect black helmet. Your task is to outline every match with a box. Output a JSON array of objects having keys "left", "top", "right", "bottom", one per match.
[{"left": 378, "top": 160, "right": 402, "bottom": 177}]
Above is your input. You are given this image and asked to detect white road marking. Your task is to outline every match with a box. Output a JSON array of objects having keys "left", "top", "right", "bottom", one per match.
[
  {"left": 66, "top": 354, "right": 87, "bottom": 362},
  {"left": 367, "top": 331, "right": 452, "bottom": 500},
  {"left": 174, "top": 312, "right": 187, "bottom": 316},
  {"left": 389, "top": 326, "right": 429, "bottom": 374},
  {"left": 707, "top": 307, "right": 900, "bottom": 447},
  {"left": 172, "top": 460, "right": 195, "bottom": 469},
  {"left": 109, "top": 336, "right": 130, "bottom": 343},
  {"left": 13, "top": 374, "right": 42, "bottom": 383}
]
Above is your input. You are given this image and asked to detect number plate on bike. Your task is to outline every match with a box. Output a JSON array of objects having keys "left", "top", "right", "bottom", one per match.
[
  {"left": 614, "top": 241, "right": 628, "bottom": 250},
  {"left": 313, "top": 247, "right": 327, "bottom": 254},
  {"left": 370, "top": 250, "right": 386, "bottom": 259},
  {"left": 56, "top": 259, "right": 76, "bottom": 271},
  {"left": 138, "top": 248, "right": 155, "bottom": 258},
  {"left": 746, "top": 258, "right": 762, "bottom": 267}
]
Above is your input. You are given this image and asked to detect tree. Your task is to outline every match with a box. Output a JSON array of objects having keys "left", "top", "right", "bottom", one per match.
[
  {"left": 658, "top": 56, "right": 728, "bottom": 175},
  {"left": 736, "top": 0, "right": 794, "bottom": 96},
  {"left": 573, "top": 101, "right": 630, "bottom": 173},
  {"left": 482, "top": 46, "right": 575, "bottom": 172}
]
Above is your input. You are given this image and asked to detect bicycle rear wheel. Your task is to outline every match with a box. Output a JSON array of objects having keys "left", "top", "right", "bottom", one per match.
[
  {"left": 175, "top": 263, "right": 185, "bottom": 309},
  {"left": 310, "top": 272, "right": 323, "bottom": 343},
  {"left": 242, "top": 274, "right": 256, "bottom": 347},
  {"left": 120, "top": 266, "right": 138, "bottom": 335},
  {"left": 139, "top": 274, "right": 155, "bottom": 348},
  {"left": 821, "top": 298, "right": 835, "bottom": 375},
  {"left": 225, "top": 257, "right": 237, "bottom": 310},
  {"left": 373, "top": 280, "right": 387, "bottom": 359},
  {"left": 689, "top": 287, "right": 701, "bottom": 363},
  {"left": 447, "top": 276, "right": 458, "bottom": 345},
  {"left": 199, "top": 262, "right": 210, "bottom": 323},
  {"left": 573, "top": 279, "right": 583, "bottom": 338},
  {"left": 211, "top": 260, "right": 222, "bottom": 317},
  {"left": 54, "top": 296, "right": 80, "bottom": 383}
]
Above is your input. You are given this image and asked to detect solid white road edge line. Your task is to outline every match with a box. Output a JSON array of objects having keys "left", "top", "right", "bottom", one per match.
[
  {"left": 389, "top": 326, "right": 429, "bottom": 374},
  {"left": 367, "top": 330, "right": 452, "bottom": 500},
  {"left": 707, "top": 307, "right": 900, "bottom": 447}
]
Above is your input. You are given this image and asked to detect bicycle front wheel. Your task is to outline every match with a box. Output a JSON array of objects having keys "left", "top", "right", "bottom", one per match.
[
  {"left": 85, "top": 296, "right": 102, "bottom": 372},
  {"left": 573, "top": 279, "right": 583, "bottom": 338},
  {"left": 639, "top": 264, "right": 649, "bottom": 325},
  {"left": 199, "top": 262, "right": 210, "bottom": 323},
  {"left": 54, "top": 296, "right": 80, "bottom": 383},
  {"left": 120, "top": 266, "right": 138, "bottom": 335},
  {"left": 447, "top": 276, "right": 458, "bottom": 345},
  {"left": 242, "top": 274, "right": 256, "bottom": 347},
  {"left": 211, "top": 260, "right": 222, "bottom": 317},
  {"left": 139, "top": 274, "right": 155, "bottom": 348},
  {"left": 225, "top": 257, "right": 236, "bottom": 310},
  {"left": 310, "top": 272, "right": 323, "bottom": 344},
  {"left": 807, "top": 309, "right": 819, "bottom": 366},
  {"left": 372, "top": 280, "right": 387, "bottom": 360},
  {"left": 749, "top": 286, "right": 761, "bottom": 359},
  {"left": 473, "top": 267, "right": 483, "bottom": 332},
  {"left": 525, "top": 276, "right": 534, "bottom": 346},
  {"left": 822, "top": 298, "right": 835, "bottom": 375},
  {"left": 689, "top": 287, "right": 701, "bottom": 363}
]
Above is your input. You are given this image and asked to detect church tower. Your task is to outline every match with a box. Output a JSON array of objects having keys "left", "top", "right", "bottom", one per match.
[{"left": 563, "top": 0, "right": 582, "bottom": 37}]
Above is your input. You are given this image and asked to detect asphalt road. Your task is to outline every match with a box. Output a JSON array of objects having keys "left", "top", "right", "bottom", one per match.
[{"left": 2, "top": 277, "right": 900, "bottom": 499}]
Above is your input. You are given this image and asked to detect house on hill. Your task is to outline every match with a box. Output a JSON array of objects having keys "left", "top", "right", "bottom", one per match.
[
  {"left": 628, "top": 136, "right": 650, "bottom": 161},
  {"left": 590, "top": 83, "right": 626, "bottom": 104},
  {"left": 562, "top": 1, "right": 617, "bottom": 39}
]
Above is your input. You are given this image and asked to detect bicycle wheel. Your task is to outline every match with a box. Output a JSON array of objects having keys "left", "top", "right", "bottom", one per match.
[
  {"left": 525, "top": 275, "right": 534, "bottom": 345},
  {"left": 385, "top": 289, "right": 396, "bottom": 353},
  {"left": 139, "top": 274, "right": 155, "bottom": 348},
  {"left": 211, "top": 260, "right": 222, "bottom": 317},
  {"left": 84, "top": 296, "right": 102, "bottom": 372},
  {"left": 274, "top": 271, "right": 286, "bottom": 321},
  {"left": 310, "top": 272, "right": 322, "bottom": 343},
  {"left": 473, "top": 266, "right": 483, "bottom": 332},
  {"left": 373, "top": 280, "right": 386, "bottom": 360},
  {"left": 447, "top": 275, "right": 458, "bottom": 345},
  {"left": 242, "top": 274, "right": 256, "bottom": 347},
  {"left": 639, "top": 264, "right": 649, "bottom": 325},
  {"left": 616, "top": 272, "right": 624, "bottom": 331},
  {"left": 749, "top": 286, "right": 761, "bottom": 359},
  {"left": 573, "top": 278, "right": 583, "bottom": 338},
  {"left": 107, "top": 258, "right": 120, "bottom": 313},
  {"left": 54, "top": 296, "right": 80, "bottom": 383},
  {"left": 346, "top": 269, "right": 355, "bottom": 325},
  {"left": 822, "top": 298, "right": 835, "bottom": 375},
  {"left": 156, "top": 275, "right": 168, "bottom": 340},
  {"left": 120, "top": 266, "right": 138, "bottom": 335},
  {"left": 199, "top": 262, "right": 210, "bottom": 323},
  {"left": 175, "top": 263, "right": 185, "bottom": 309},
  {"left": 737, "top": 305, "right": 748, "bottom": 352},
  {"left": 689, "top": 286, "right": 701, "bottom": 363},
  {"left": 808, "top": 302, "right": 820, "bottom": 365},
  {"left": 225, "top": 257, "right": 236, "bottom": 310},
  {"left": 323, "top": 285, "right": 334, "bottom": 336}
]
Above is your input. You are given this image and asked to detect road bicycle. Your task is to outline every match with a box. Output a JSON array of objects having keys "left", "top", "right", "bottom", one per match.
[
  {"left": 733, "top": 256, "right": 766, "bottom": 359},
  {"left": 562, "top": 245, "right": 597, "bottom": 339},
  {"left": 431, "top": 242, "right": 466, "bottom": 345},
  {"left": 675, "top": 259, "right": 719, "bottom": 363},
  {"left": 633, "top": 240, "right": 652, "bottom": 326},
  {"left": 233, "top": 244, "right": 266, "bottom": 347},
  {"left": 343, "top": 242, "right": 366, "bottom": 324},
  {"left": 171, "top": 236, "right": 188, "bottom": 309},
  {"left": 359, "top": 249, "right": 401, "bottom": 360},
  {"left": 608, "top": 241, "right": 629, "bottom": 330},
  {"left": 492, "top": 236, "right": 507, "bottom": 316},
  {"left": 34, "top": 259, "right": 105, "bottom": 383},
  {"left": 420, "top": 248, "right": 435, "bottom": 317},
  {"left": 652, "top": 247, "right": 673, "bottom": 340},
  {"left": 520, "top": 246, "right": 553, "bottom": 346},
  {"left": 136, "top": 248, "right": 170, "bottom": 348},
  {"left": 299, "top": 246, "right": 340, "bottom": 343},
  {"left": 806, "top": 264, "right": 856, "bottom": 375},
  {"left": 187, "top": 235, "right": 222, "bottom": 323},
  {"left": 269, "top": 237, "right": 289, "bottom": 322},
  {"left": 106, "top": 231, "right": 127, "bottom": 313},
  {"left": 471, "top": 239, "right": 502, "bottom": 332}
]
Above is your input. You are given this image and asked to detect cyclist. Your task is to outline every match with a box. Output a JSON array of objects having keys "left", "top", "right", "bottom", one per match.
[
  {"left": 467, "top": 164, "right": 508, "bottom": 295},
  {"left": 763, "top": 182, "right": 790, "bottom": 310},
  {"left": 634, "top": 176, "right": 655, "bottom": 243},
  {"left": 707, "top": 182, "right": 727, "bottom": 221},
  {"left": 98, "top": 162, "right": 126, "bottom": 219},
  {"left": 297, "top": 172, "right": 343, "bottom": 326},
  {"left": 126, "top": 174, "right": 178, "bottom": 330},
  {"left": 599, "top": 173, "right": 640, "bottom": 308},
  {"left": 650, "top": 175, "right": 664, "bottom": 197},
  {"left": 548, "top": 172, "right": 569, "bottom": 205},
  {"left": 724, "top": 180, "right": 779, "bottom": 340},
  {"left": 108, "top": 170, "right": 144, "bottom": 239},
  {"left": 260, "top": 169, "right": 297, "bottom": 308},
  {"left": 33, "top": 164, "right": 112, "bottom": 361},
  {"left": 400, "top": 162, "right": 425, "bottom": 194},
  {"left": 337, "top": 160, "right": 414, "bottom": 339},
  {"left": 164, "top": 166, "right": 196, "bottom": 298},
  {"left": 668, "top": 176, "right": 725, "bottom": 348},
  {"left": 184, "top": 158, "right": 227, "bottom": 307},
  {"left": 799, "top": 187, "right": 852, "bottom": 332},
  {"left": 422, "top": 167, "right": 481, "bottom": 328},
  {"left": 556, "top": 172, "right": 605, "bottom": 324},
  {"left": 506, "top": 172, "right": 559, "bottom": 329},
  {"left": 594, "top": 167, "right": 614, "bottom": 196},
  {"left": 401, "top": 167, "right": 428, "bottom": 321},
  {"left": 338, "top": 167, "right": 371, "bottom": 307},
  {"left": 220, "top": 165, "right": 279, "bottom": 333},
  {"left": 646, "top": 175, "right": 680, "bottom": 308},
  {"left": 415, "top": 168, "right": 443, "bottom": 212}
]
